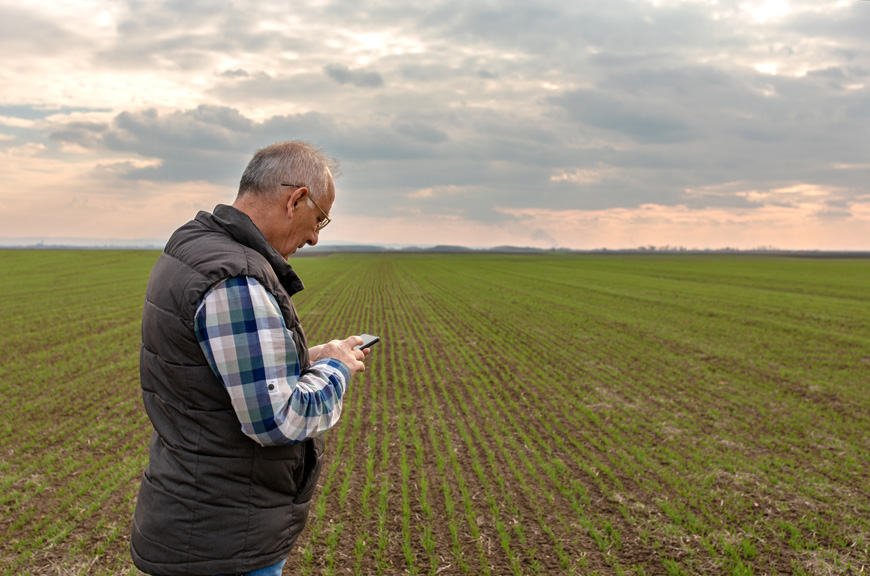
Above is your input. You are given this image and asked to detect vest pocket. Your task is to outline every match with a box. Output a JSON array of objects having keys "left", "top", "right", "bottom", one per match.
[{"left": 294, "top": 436, "right": 325, "bottom": 503}]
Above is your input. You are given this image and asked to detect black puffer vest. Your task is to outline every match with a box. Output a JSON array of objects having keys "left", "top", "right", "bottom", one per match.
[{"left": 131, "top": 205, "right": 324, "bottom": 576}]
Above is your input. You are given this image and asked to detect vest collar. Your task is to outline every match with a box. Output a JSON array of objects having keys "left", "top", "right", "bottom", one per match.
[{"left": 204, "top": 204, "right": 306, "bottom": 296}]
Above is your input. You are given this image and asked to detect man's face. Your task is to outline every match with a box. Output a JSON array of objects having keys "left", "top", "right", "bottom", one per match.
[{"left": 283, "top": 183, "right": 334, "bottom": 258}]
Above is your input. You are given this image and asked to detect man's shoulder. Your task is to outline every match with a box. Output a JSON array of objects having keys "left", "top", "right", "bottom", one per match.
[
  {"left": 163, "top": 217, "right": 270, "bottom": 278},
  {"left": 149, "top": 220, "right": 257, "bottom": 305}
]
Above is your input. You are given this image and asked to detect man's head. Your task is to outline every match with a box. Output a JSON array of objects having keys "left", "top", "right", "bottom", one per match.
[{"left": 234, "top": 141, "right": 340, "bottom": 259}]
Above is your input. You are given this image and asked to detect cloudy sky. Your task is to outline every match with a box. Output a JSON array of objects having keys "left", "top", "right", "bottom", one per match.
[{"left": 1, "top": 0, "right": 868, "bottom": 250}]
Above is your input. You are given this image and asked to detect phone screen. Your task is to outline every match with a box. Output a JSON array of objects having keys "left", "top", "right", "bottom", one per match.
[{"left": 356, "top": 334, "right": 379, "bottom": 349}]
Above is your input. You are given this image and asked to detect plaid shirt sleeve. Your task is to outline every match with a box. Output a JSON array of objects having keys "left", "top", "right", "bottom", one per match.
[{"left": 193, "top": 276, "right": 351, "bottom": 447}]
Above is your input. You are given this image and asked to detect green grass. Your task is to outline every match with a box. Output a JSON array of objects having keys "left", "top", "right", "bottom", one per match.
[{"left": 1, "top": 250, "right": 868, "bottom": 575}]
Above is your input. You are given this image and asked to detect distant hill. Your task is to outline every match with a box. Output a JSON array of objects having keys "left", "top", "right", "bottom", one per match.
[
  {"left": 2, "top": 238, "right": 868, "bottom": 257},
  {"left": 426, "top": 245, "right": 473, "bottom": 252}
]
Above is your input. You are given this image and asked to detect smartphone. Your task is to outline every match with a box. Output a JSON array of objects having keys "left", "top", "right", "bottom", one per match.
[{"left": 355, "top": 333, "right": 380, "bottom": 350}]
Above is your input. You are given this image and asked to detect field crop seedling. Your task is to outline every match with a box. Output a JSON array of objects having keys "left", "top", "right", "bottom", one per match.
[{"left": 1, "top": 250, "right": 869, "bottom": 575}]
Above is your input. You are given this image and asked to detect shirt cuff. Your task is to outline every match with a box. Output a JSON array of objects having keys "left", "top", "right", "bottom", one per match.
[{"left": 307, "top": 357, "right": 352, "bottom": 386}]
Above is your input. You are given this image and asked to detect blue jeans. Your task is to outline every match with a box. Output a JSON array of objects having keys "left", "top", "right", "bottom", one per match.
[{"left": 217, "top": 558, "right": 286, "bottom": 576}]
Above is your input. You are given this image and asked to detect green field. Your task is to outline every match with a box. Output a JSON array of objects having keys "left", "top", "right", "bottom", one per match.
[{"left": 1, "top": 250, "right": 868, "bottom": 575}]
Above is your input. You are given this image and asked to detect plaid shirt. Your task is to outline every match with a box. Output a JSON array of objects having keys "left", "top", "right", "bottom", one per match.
[{"left": 194, "top": 276, "right": 350, "bottom": 447}]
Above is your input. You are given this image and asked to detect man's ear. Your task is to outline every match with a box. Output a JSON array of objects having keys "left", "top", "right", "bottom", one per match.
[{"left": 286, "top": 186, "right": 309, "bottom": 213}]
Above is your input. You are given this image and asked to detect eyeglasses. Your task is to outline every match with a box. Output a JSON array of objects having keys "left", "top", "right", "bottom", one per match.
[{"left": 281, "top": 182, "right": 331, "bottom": 231}]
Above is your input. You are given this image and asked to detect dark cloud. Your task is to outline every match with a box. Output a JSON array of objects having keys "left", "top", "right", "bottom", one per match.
[
  {"left": 392, "top": 119, "right": 449, "bottom": 143},
  {"left": 94, "top": 1, "right": 310, "bottom": 70},
  {"left": 219, "top": 69, "right": 249, "bottom": 78},
  {"left": 552, "top": 89, "right": 698, "bottom": 144},
  {"left": 0, "top": 105, "right": 112, "bottom": 120},
  {"left": 730, "top": 123, "right": 786, "bottom": 143},
  {"left": 414, "top": 0, "right": 726, "bottom": 68},
  {"left": 805, "top": 65, "right": 870, "bottom": 92},
  {"left": 208, "top": 72, "right": 309, "bottom": 103},
  {"left": 50, "top": 121, "right": 110, "bottom": 148},
  {"left": 588, "top": 52, "right": 671, "bottom": 69},
  {"left": 105, "top": 106, "right": 255, "bottom": 155},
  {"left": 786, "top": 2, "right": 870, "bottom": 41},
  {"left": 323, "top": 64, "right": 384, "bottom": 88},
  {"left": 602, "top": 64, "right": 733, "bottom": 99},
  {"left": 48, "top": 106, "right": 257, "bottom": 182},
  {"left": 815, "top": 208, "right": 853, "bottom": 220},
  {"left": 47, "top": 105, "right": 444, "bottom": 184},
  {"left": 0, "top": 6, "right": 88, "bottom": 54}
]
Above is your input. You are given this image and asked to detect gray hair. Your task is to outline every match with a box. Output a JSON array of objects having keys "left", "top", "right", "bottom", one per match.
[{"left": 237, "top": 141, "right": 340, "bottom": 201}]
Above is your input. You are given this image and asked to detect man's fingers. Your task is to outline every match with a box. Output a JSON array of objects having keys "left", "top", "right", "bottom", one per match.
[{"left": 316, "top": 337, "right": 369, "bottom": 376}]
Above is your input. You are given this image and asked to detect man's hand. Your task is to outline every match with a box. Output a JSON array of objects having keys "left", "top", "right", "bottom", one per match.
[
  {"left": 308, "top": 344, "right": 326, "bottom": 363},
  {"left": 311, "top": 336, "right": 370, "bottom": 376}
]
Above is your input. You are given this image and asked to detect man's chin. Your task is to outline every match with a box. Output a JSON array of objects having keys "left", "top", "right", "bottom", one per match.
[{"left": 284, "top": 243, "right": 307, "bottom": 258}]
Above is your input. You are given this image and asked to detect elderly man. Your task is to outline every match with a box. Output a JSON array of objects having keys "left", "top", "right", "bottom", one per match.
[{"left": 131, "top": 141, "right": 368, "bottom": 576}]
